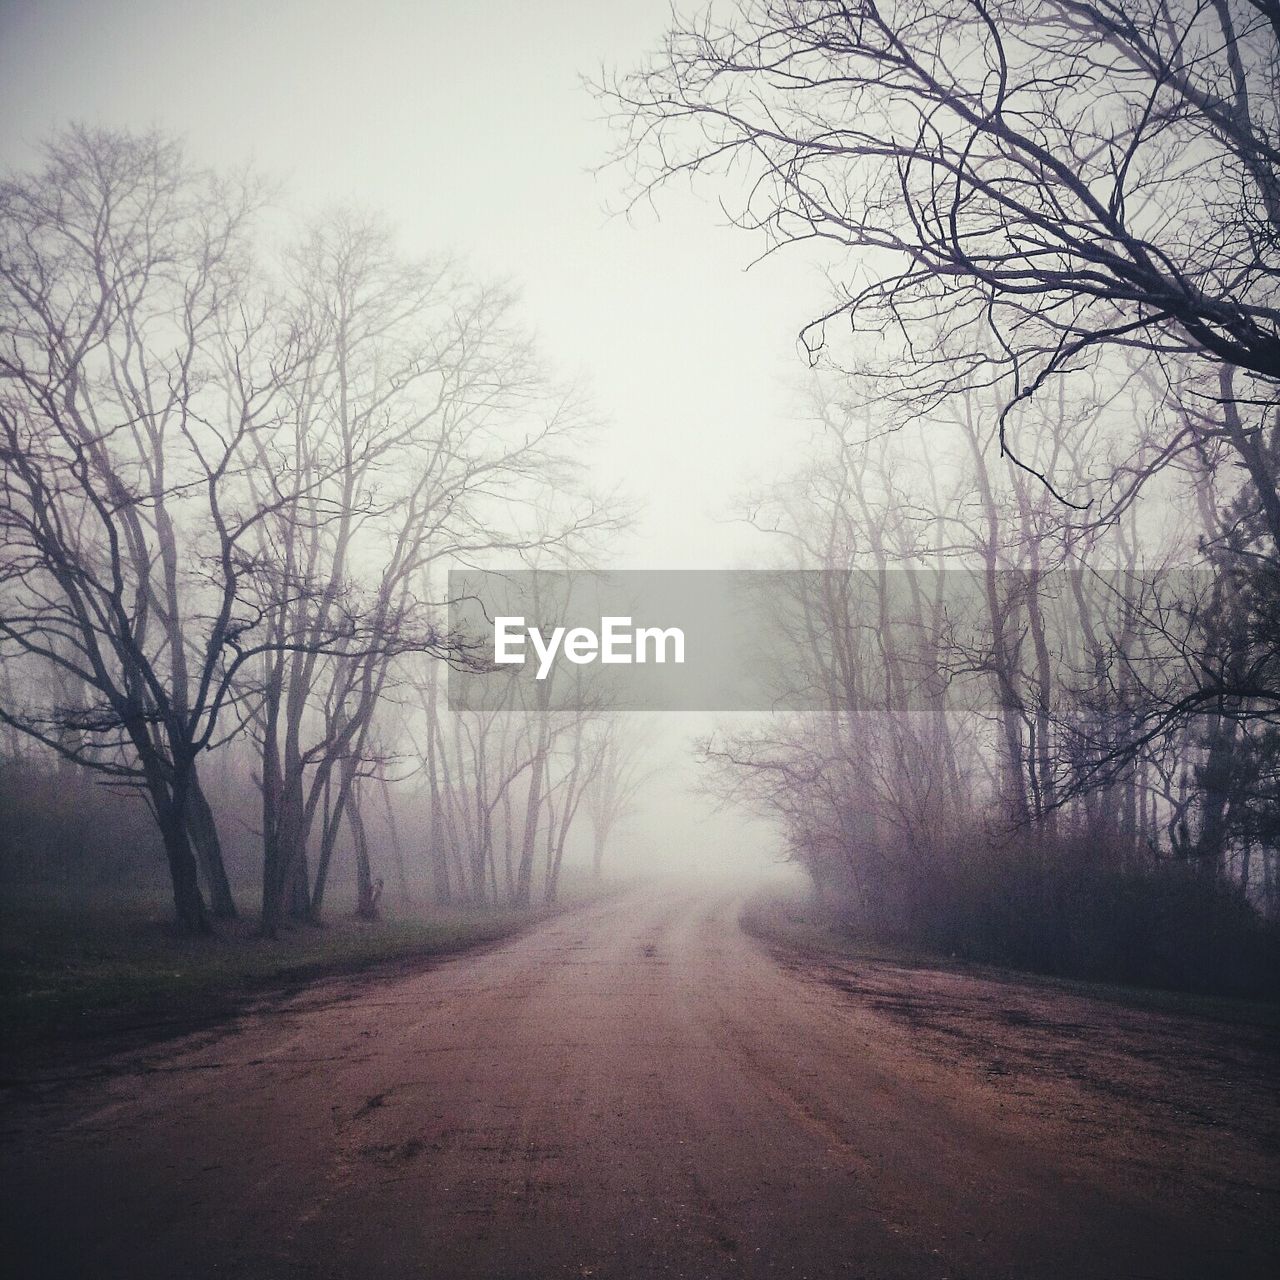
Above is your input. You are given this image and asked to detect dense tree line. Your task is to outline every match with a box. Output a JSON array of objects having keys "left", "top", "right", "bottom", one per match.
[
  {"left": 0, "top": 128, "right": 639, "bottom": 933},
  {"left": 604, "top": 0, "right": 1280, "bottom": 990}
]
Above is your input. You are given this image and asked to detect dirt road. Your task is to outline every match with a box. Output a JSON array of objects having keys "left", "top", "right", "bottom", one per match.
[{"left": 2, "top": 883, "right": 1276, "bottom": 1279}]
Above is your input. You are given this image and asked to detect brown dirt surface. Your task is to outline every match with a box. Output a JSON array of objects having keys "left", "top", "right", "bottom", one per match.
[{"left": 2, "top": 882, "right": 1276, "bottom": 1278}]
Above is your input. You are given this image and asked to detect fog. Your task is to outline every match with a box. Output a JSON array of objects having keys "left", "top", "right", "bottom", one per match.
[
  {"left": 3, "top": 0, "right": 1279, "bottom": 936},
  {"left": 1, "top": 0, "right": 814, "bottom": 567},
  {"left": 0, "top": 0, "right": 820, "bottom": 890},
  {"left": 2, "top": 3, "right": 1279, "bottom": 1278}
]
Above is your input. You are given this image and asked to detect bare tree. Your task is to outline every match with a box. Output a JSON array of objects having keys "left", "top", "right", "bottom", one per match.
[
  {"left": 0, "top": 129, "right": 300, "bottom": 931},
  {"left": 584, "top": 717, "right": 654, "bottom": 879},
  {"left": 242, "top": 210, "right": 607, "bottom": 935},
  {"left": 600, "top": 0, "right": 1279, "bottom": 507}
]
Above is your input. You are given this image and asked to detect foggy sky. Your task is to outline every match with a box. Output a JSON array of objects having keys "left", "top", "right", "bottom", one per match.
[
  {"left": 0, "top": 0, "right": 825, "bottom": 572},
  {"left": 0, "top": 0, "right": 795, "bottom": 876}
]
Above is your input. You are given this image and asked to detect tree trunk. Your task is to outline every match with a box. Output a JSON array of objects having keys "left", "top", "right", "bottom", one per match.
[
  {"left": 187, "top": 769, "right": 236, "bottom": 919},
  {"left": 286, "top": 845, "right": 313, "bottom": 920},
  {"left": 261, "top": 767, "right": 310, "bottom": 936},
  {"left": 312, "top": 765, "right": 354, "bottom": 917},
  {"left": 162, "top": 819, "right": 210, "bottom": 934},
  {"left": 424, "top": 696, "right": 452, "bottom": 906},
  {"left": 350, "top": 794, "right": 380, "bottom": 920},
  {"left": 514, "top": 753, "right": 545, "bottom": 907},
  {"left": 515, "top": 685, "right": 552, "bottom": 907},
  {"left": 380, "top": 776, "right": 411, "bottom": 905},
  {"left": 155, "top": 783, "right": 210, "bottom": 935},
  {"left": 1196, "top": 712, "right": 1236, "bottom": 876}
]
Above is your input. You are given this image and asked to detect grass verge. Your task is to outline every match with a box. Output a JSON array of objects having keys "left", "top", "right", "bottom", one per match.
[
  {"left": 0, "top": 889, "right": 583, "bottom": 1071},
  {"left": 741, "top": 887, "right": 1280, "bottom": 1030}
]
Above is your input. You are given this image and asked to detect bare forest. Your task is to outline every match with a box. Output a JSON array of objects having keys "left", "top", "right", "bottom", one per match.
[
  {"left": 1, "top": 3, "right": 1277, "bottom": 1279},
  {"left": 601, "top": 0, "right": 1280, "bottom": 994}
]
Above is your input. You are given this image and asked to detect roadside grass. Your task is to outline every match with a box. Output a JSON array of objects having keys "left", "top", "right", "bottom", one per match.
[
  {"left": 741, "top": 887, "right": 1280, "bottom": 1031},
  {"left": 0, "top": 877, "right": 603, "bottom": 1061}
]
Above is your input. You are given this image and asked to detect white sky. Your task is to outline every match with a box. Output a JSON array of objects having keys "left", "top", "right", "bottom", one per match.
[
  {"left": 0, "top": 0, "right": 829, "bottom": 570},
  {"left": 0, "top": 0, "right": 801, "bottom": 873}
]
